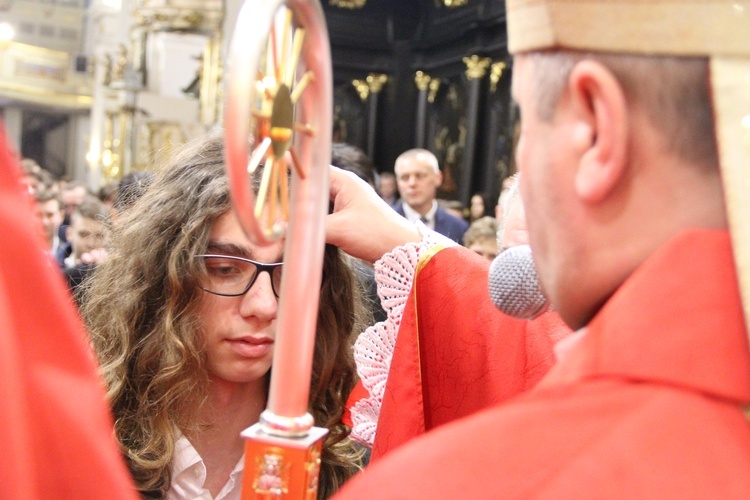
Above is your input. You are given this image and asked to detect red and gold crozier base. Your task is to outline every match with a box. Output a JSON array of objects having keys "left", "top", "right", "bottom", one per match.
[{"left": 240, "top": 424, "right": 328, "bottom": 499}]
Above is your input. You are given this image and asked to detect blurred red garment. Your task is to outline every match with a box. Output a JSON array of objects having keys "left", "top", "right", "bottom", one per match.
[{"left": 0, "top": 124, "right": 137, "bottom": 499}]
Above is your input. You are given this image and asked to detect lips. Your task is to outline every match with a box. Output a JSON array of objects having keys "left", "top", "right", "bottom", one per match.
[{"left": 226, "top": 336, "right": 274, "bottom": 358}]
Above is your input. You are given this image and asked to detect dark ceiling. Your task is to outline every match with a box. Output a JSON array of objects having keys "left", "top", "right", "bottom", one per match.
[{"left": 323, "top": 0, "right": 508, "bottom": 80}]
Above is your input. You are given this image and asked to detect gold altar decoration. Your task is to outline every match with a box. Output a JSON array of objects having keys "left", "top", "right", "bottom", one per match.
[
  {"left": 463, "top": 55, "right": 491, "bottom": 80},
  {"left": 415, "top": 71, "right": 431, "bottom": 91},
  {"left": 490, "top": 61, "right": 507, "bottom": 93},
  {"left": 352, "top": 78, "right": 370, "bottom": 102},
  {"left": 428, "top": 78, "right": 441, "bottom": 103},
  {"left": 0, "top": 42, "right": 92, "bottom": 110},
  {"left": 367, "top": 73, "right": 388, "bottom": 93},
  {"left": 329, "top": 0, "right": 366, "bottom": 9}
]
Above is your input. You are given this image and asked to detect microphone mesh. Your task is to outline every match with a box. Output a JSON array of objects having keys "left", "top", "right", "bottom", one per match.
[{"left": 488, "top": 245, "right": 548, "bottom": 319}]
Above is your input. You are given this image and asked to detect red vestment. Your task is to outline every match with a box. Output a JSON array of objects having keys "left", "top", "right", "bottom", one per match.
[
  {"left": 0, "top": 126, "right": 137, "bottom": 498},
  {"left": 338, "top": 230, "right": 750, "bottom": 497},
  {"left": 372, "top": 246, "right": 569, "bottom": 460}
]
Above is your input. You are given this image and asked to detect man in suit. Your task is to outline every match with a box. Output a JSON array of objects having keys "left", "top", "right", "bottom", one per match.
[
  {"left": 331, "top": 0, "right": 750, "bottom": 496},
  {"left": 394, "top": 148, "right": 468, "bottom": 243}
]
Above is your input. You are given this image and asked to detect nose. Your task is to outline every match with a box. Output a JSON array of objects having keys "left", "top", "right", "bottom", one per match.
[{"left": 239, "top": 271, "right": 278, "bottom": 321}]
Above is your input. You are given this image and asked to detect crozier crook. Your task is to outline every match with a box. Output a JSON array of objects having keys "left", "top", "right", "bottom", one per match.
[{"left": 224, "top": 0, "right": 333, "bottom": 497}]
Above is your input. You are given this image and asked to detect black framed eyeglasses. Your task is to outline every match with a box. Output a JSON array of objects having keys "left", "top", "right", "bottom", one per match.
[{"left": 197, "top": 254, "right": 283, "bottom": 299}]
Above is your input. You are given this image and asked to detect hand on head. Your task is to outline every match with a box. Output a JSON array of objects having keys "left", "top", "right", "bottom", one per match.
[{"left": 326, "top": 166, "right": 420, "bottom": 263}]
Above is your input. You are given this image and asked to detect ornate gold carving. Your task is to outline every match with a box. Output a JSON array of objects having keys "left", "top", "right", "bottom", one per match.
[
  {"left": 428, "top": 78, "right": 441, "bottom": 103},
  {"left": 329, "top": 0, "right": 366, "bottom": 9},
  {"left": 133, "top": 3, "right": 222, "bottom": 32},
  {"left": 443, "top": 0, "right": 468, "bottom": 6},
  {"left": 463, "top": 55, "right": 491, "bottom": 80},
  {"left": 305, "top": 446, "right": 322, "bottom": 495},
  {"left": 415, "top": 71, "right": 431, "bottom": 91},
  {"left": 415, "top": 72, "right": 441, "bottom": 102},
  {"left": 0, "top": 41, "right": 92, "bottom": 109},
  {"left": 353, "top": 73, "right": 388, "bottom": 101},
  {"left": 198, "top": 34, "right": 222, "bottom": 125},
  {"left": 490, "top": 61, "right": 507, "bottom": 93},
  {"left": 366, "top": 73, "right": 388, "bottom": 94},
  {"left": 352, "top": 79, "right": 369, "bottom": 102},
  {"left": 112, "top": 44, "right": 128, "bottom": 84}
]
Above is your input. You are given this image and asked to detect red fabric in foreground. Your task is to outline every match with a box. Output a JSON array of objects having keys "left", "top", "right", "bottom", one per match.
[
  {"left": 371, "top": 246, "right": 567, "bottom": 460},
  {"left": 0, "top": 125, "right": 137, "bottom": 499},
  {"left": 337, "top": 230, "right": 750, "bottom": 498}
]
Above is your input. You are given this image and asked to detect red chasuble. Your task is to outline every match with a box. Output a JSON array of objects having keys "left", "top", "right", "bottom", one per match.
[
  {"left": 0, "top": 125, "right": 137, "bottom": 499},
  {"left": 337, "top": 230, "right": 750, "bottom": 498},
  {"left": 371, "top": 245, "right": 569, "bottom": 460}
]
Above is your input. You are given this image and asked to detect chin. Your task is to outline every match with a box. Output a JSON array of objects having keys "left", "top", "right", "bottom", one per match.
[{"left": 210, "top": 362, "right": 272, "bottom": 385}]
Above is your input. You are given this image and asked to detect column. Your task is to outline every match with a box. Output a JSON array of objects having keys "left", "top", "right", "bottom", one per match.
[
  {"left": 352, "top": 73, "right": 388, "bottom": 158},
  {"left": 459, "top": 54, "right": 490, "bottom": 205},
  {"left": 482, "top": 61, "right": 509, "bottom": 207},
  {"left": 2, "top": 106, "right": 22, "bottom": 153},
  {"left": 365, "top": 73, "right": 388, "bottom": 159},
  {"left": 414, "top": 71, "right": 431, "bottom": 148}
]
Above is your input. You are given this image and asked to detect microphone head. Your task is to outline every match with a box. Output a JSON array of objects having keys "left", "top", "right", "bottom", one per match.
[{"left": 488, "top": 244, "right": 549, "bottom": 319}]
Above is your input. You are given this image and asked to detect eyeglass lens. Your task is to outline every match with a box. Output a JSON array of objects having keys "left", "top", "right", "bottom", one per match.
[{"left": 201, "top": 255, "right": 283, "bottom": 297}]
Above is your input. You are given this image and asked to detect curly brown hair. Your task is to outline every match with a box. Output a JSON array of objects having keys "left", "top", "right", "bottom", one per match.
[{"left": 81, "top": 131, "right": 367, "bottom": 498}]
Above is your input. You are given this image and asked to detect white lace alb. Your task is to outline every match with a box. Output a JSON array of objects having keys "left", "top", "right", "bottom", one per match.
[{"left": 350, "top": 223, "right": 456, "bottom": 446}]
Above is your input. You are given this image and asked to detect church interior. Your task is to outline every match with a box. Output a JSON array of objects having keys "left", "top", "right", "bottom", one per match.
[{"left": 0, "top": 0, "right": 517, "bottom": 207}]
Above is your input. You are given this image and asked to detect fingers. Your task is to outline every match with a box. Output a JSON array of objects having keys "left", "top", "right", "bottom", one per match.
[
  {"left": 327, "top": 165, "right": 420, "bottom": 263},
  {"left": 81, "top": 248, "right": 109, "bottom": 265}
]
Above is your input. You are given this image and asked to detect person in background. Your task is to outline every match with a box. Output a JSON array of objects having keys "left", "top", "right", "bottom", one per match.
[
  {"left": 57, "top": 196, "right": 108, "bottom": 271},
  {"left": 33, "top": 189, "right": 64, "bottom": 256},
  {"left": 65, "top": 172, "right": 157, "bottom": 307},
  {"left": 334, "top": 0, "right": 750, "bottom": 496},
  {"left": 494, "top": 174, "right": 517, "bottom": 223},
  {"left": 376, "top": 171, "right": 399, "bottom": 208},
  {"left": 437, "top": 199, "right": 467, "bottom": 221},
  {"left": 20, "top": 158, "right": 56, "bottom": 197},
  {"left": 82, "top": 132, "right": 367, "bottom": 498},
  {"left": 331, "top": 143, "right": 376, "bottom": 188},
  {"left": 58, "top": 180, "right": 91, "bottom": 243},
  {"left": 497, "top": 174, "right": 528, "bottom": 252},
  {"left": 109, "top": 170, "right": 156, "bottom": 223},
  {"left": 469, "top": 192, "right": 492, "bottom": 222},
  {"left": 394, "top": 148, "right": 468, "bottom": 243},
  {"left": 462, "top": 216, "right": 499, "bottom": 262},
  {"left": 98, "top": 181, "right": 119, "bottom": 212}
]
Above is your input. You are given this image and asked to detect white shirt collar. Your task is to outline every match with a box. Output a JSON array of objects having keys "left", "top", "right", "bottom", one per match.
[
  {"left": 168, "top": 433, "right": 245, "bottom": 500},
  {"left": 50, "top": 235, "right": 60, "bottom": 255},
  {"left": 402, "top": 200, "right": 438, "bottom": 230},
  {"left": 63, "top": 253, "right": 76, "bottom": 269}
]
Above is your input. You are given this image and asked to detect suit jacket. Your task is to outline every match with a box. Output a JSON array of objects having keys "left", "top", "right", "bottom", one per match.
[
  {"left": 55, "top": 241, "right": 72, "bottom": 268},
  {"left": 395, "top": 202, "right": 469, "bottom": 243},
  {"left": 337, "top": 230, "right": 750, "bottom": 498}
]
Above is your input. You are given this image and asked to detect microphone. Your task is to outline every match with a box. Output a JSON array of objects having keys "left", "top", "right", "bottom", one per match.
[{"left": 488, "top": 244, "right": 549, "bottom": 319}]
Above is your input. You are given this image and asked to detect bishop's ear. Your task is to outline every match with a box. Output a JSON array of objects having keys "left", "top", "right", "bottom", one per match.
[{"left": 568, "top": 60, "right": 628, "bottom": 204}]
